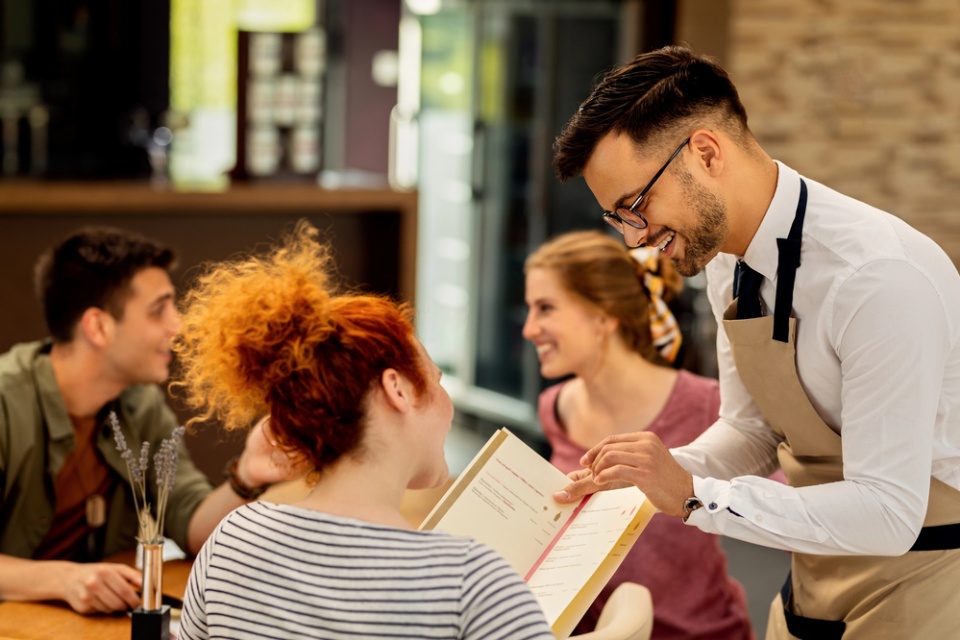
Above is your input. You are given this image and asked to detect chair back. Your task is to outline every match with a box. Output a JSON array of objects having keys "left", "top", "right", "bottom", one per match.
[{"left": 567, "top": 582, "right": 653, "bottom": 640}]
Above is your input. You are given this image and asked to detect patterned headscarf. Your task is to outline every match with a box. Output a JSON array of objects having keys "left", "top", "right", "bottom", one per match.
[{"left": 629, "top": 247, "right": 682, "bottom": 364}]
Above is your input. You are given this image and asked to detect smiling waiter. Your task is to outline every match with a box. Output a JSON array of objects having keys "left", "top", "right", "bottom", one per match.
[{"left": 549, "top": 45, "right": 960, "bottom": 639}]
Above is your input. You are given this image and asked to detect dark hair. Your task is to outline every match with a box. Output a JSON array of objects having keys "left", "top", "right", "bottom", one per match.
[
  {"left": 172, "top": 222, "right": 427, "bottom": 473},
  {"left": 525, "top": 230, "right": 682, "bottom": 365},
  {"left": 553, "top": 45, "right": 749, "bottom": 181},
  {"left": 34, "top": 226, "right": 176, "bottom": 342}
]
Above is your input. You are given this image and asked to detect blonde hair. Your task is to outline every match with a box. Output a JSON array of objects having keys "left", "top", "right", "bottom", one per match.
[{"left": 525, "top": 230, "right": 682, "bottom": 364}]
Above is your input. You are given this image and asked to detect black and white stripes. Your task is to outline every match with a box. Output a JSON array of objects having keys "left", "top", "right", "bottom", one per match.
[{"left": 178, "top": 502, "right": 553, "bottom": 640}]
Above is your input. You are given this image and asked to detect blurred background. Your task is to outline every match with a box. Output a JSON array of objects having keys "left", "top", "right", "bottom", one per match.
[{"left": 3, "top": 0, "right": 959, "bottom": 633}]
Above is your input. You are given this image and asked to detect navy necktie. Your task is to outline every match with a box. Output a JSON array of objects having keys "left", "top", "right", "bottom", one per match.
[{"left": 735, "top": 261, "right": 763, "bottom": 319}]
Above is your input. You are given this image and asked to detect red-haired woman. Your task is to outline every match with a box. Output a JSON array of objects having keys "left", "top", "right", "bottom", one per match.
[{"left": 174, "top": 223, "right": 553, "bottom": 640}]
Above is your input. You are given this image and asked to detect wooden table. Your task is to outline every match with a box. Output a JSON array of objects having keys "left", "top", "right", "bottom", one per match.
[
  {"left": 0, "top": 483, "right": 452, "bottom": 639},
  {"left": 0, "top": 552, "right": 191, "bottom": 640}
]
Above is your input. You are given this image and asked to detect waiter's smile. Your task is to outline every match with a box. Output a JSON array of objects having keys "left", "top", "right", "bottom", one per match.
[{"left": 650, "top": 229, "right": 677, "bottom": 254}]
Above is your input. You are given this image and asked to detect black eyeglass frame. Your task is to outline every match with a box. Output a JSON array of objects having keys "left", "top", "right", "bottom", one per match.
[{"left": 601, "top": 137, "right": 691, "bottom": 233}]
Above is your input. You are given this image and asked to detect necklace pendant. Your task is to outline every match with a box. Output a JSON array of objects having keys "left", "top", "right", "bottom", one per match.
[{"left": 86, "top": 494, "right": 106, "bottom": 528}]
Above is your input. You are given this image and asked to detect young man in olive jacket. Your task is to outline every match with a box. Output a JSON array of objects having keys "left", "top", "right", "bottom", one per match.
[{"left": 0, "top": 227, "right": 291, "bottom": 614}]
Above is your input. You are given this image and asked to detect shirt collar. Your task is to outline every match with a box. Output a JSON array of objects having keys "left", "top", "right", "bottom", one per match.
[
  {"left": 31, "top": 341, "right": 76, "bottom": 443},
  {"left": 742, "top": 160, "right": 803, "bottom": 281}
]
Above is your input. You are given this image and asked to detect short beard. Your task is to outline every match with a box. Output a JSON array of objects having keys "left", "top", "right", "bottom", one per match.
[{"left": 671, "top": 165, "right": 728, "bottom": 276}]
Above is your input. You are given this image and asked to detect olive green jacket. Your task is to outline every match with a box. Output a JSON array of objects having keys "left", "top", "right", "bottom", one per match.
[{"left": 0, "top": 341, "right": 212, "bottom": 559}]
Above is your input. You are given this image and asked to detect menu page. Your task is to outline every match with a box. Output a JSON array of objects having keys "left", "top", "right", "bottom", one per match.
[
  {"left": 525, "top": 487, "right": 651, "bottom": 625},
  {"left": 420, "top": 429, "right": 578, "bottom": 574},
  {"left": 421, "top": 428, "right": 655, "bottom": 639}
]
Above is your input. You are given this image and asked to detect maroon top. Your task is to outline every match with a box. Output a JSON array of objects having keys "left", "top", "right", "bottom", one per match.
[{"left": 539, "top": 370, "right": 754, "bottom": 640}]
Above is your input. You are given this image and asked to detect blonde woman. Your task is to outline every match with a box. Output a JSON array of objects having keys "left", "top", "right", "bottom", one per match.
[{"left": 524, "top": 230, "right": 752, "bottom": 639}]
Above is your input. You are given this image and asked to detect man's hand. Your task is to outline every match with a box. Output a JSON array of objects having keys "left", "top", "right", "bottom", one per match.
[
  {"left": 236, "top": 416, "right": 310, "bottom": 488},
  {"left": 554, "top": 467, "right": 631, "bottom": 503},
  {"left": 61, "top": 562, "right": 142, "bottom": 614},
  {"left": 555, "top": 431, "right": 695, "bottom": 518},
  {"left": 188, "top": 416, "right": 314, "bottom": 553}
]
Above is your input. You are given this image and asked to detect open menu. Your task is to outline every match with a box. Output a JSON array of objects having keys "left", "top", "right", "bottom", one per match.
[{"left": 420, "top": 428, "right": 655, "bottom": 639}]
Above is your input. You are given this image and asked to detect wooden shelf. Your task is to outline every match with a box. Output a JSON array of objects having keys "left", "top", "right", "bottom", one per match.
[
  {"left": 0, "top": 181, "right": 417, "bottom": 215},
  {"left": 0, "top": 181, "right": 419, "bottom": 363}
]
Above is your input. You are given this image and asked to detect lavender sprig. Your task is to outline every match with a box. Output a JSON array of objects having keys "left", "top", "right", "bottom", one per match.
[
  {"left": 110, "top": 411, "right": 185, "bottom": 545},
  {"left": 153, "top": 426, "right": 185, "bottom": 542}
]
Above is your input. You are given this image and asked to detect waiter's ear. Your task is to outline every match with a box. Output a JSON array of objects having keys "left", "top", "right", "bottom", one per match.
[{"left": 689, "top": 129, "right": 724, "bottom": 177}]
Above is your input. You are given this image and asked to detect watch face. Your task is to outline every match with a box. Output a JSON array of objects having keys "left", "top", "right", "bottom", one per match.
[{"left": 683, "top": 497, "right": 703, "bottom": 515}]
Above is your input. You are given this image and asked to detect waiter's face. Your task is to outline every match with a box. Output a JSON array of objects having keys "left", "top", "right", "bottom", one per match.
[{"left": 584, "top": 132, "right": 728, "bottom": 276}]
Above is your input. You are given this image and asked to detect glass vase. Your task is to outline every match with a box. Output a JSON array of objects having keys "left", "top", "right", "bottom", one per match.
[
  {"left": 141, "top": 539, "right": 164, "bottom": 610},
  {"left": 132, "top": 539, "right": 170, "bottom": 640}
]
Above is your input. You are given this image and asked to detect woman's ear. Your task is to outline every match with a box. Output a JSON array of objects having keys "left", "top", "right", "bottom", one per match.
[
  {"left": 379, "top": 368, "right": 412, "bottom": 413},
  {"left": 594, "top": 310, "right": 618, "bottom": 338},
  {"left": 603, "top": 313, "right": 619, "bottom": 334}
]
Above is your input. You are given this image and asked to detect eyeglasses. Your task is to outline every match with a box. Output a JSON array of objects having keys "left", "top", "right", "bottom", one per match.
[{"left": 601, "top": 137, "right": 690, "bottom": 233}]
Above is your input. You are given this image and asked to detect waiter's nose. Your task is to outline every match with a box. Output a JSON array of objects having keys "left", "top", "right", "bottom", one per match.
[{"left": 623, "top": 224, "right": 648, "bottom": 248}]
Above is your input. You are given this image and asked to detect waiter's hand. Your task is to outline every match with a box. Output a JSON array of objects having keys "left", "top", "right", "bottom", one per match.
[
  {"left": 554, "top": 431, "right": 694, "bottom": 518},
  {"left": 554, "top": 467, "right": 631, "bottom": 503},
  {"left": 61, "top": 561, "right": 142, "bottom": 614}
]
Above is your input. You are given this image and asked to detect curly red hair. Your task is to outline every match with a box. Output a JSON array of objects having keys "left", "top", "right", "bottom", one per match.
[{"left": 171, "top": 222, "right": 426, "bottom": 471}]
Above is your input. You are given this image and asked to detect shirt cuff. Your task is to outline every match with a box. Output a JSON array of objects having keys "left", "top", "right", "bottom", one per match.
[{"left": 684, "top": 476, "right": 735, "bottom": 526}]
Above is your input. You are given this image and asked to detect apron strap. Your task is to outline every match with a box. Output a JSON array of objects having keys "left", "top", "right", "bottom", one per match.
[
  {"left": 773, "top": 180, "right": 807, "bottom": 342},
  {"left": 911, "top": 521, "right": 960, "bottom": 551},
  {"left": 780, "top": 570, "right": 846, "bottom": 639},
  {"left": 779, "top": 518, "right": 960, "bottom": 640}
]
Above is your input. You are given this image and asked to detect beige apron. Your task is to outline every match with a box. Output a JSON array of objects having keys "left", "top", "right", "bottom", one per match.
[{"left": 722, "top": 180, "right": 960, "bottom": 639}]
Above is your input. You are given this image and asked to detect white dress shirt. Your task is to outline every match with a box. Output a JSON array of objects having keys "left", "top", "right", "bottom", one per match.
[{"left": 673, "top": 161, "right": 960, "bottom": 556}]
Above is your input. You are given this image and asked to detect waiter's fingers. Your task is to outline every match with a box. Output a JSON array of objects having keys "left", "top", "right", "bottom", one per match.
[
  {"left": 579, "top": 431, "right": 661, "bottom": 467},
  {"left": 589, "top": 446, "right": 693, "bottom": 517},
  {"left": 555, "top": 467, "right": 634, "bottom": 503},
  {"left": 554, "top": 468, "right": 598, "bottom": 503}
]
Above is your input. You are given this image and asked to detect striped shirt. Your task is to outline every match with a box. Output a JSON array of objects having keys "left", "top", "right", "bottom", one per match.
[{"left": 178, "top": 502, "right": 554, "bottom": 640}]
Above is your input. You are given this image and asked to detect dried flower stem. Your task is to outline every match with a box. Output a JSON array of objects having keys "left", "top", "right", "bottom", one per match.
[{"left": 110, "top": 411, "right": 184, "bottom": 545}]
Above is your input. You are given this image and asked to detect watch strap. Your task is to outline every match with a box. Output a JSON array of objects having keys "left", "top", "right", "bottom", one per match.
[
  {"left": 682, "top": 496, "right": 703, "bottom": 522},
  {"left": 224, "top": 455, "right": 270, "bottom": 501}
]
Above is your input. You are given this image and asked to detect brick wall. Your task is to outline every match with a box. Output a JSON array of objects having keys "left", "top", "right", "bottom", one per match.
[{"left": 723, "top": 0, "right": 960, "bottom": 262}]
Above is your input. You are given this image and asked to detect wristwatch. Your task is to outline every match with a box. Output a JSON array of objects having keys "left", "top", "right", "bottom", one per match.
[{"left": 682, "top": 496, "right": 703, "bottom": 522}]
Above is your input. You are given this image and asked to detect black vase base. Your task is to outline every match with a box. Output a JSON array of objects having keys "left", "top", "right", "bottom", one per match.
[{"left": 132, "top": 604, "right": 171, "bottom": 640}]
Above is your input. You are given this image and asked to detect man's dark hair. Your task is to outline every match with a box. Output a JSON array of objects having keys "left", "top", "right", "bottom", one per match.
[
  {"left": 553, "top": 45, "right": 750, "bottom": 181},
  {"left": 34, "top": 226, "right": 177, "bottom": 342}
]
